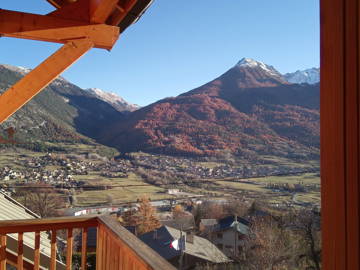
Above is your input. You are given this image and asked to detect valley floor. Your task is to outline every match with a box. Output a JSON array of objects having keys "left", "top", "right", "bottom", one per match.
[{"left": 0, "top": 143, "right": 320, "bottom": 213}]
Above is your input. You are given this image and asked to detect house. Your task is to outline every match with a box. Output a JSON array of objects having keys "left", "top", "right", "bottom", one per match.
[
  {"left": 199, "top": 219, "right": 217, "bottom": 234},
  {"left": 207, "top": 216, "right": 249, "bottom": 259},
  {"left": 0, "top": 191, "right": 65, "bottom": 269},
  {"left": 139, "top": 226, "right": 231, "bottom": 269}
]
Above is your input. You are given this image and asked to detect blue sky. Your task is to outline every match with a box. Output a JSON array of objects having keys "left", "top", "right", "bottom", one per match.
[{"left": 0, "top": 1, "right": 319, "bottom": 106}]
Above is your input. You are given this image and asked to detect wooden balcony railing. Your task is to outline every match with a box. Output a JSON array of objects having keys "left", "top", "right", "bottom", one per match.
[{"left": 0, "top": 215, "right": 176, "bottom": 270}]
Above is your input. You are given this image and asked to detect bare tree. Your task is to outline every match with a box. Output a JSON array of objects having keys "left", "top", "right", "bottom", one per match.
[
  {"left": 287, "top": 209, "right": 321, "bottom": 270},
  {"left": 243, "top": 217, "right": 293, "bottom": 270},
  {"left": 14, "top": 184, "right": 64, "bottom": 217}
]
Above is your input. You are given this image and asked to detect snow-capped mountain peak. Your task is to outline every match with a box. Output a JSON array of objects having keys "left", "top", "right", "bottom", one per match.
[
  {"left": 283, "top": 68, "right": 320, "bottom": 85},
  {"left": 86, "top": 88, "right": 140, "bottom": 112},
  {"left": 236, "top": 57, "right": 283, "bottom": 78}
]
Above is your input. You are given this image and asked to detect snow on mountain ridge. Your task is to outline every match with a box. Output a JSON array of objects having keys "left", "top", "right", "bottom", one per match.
[
  {"left": 236, "top": 57, "right": 283, "bottom": 78},
  {"left": 284, "top": 68, "right": 320, "bottom": 85}
]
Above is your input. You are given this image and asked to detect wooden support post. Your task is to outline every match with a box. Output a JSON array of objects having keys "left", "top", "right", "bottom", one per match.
[
  {"left": 50, "top": 230, "right": 57, "bottom": 270},
  {"left": 0, "top": 235, "right": 6, "bottom": 270},
  {"left": 17, "top": 232, "right": 24, "bottom": 270},
  {"left": 81, "top": 228, "right": 88, "bottom": 270},
  {"left": 34, "top": 231, "right": 41, "bottom": 270},
  {"left": 66, "top": 229, "right": 73, "bottom": 270},
  {"left": 0, "top": 38, "right": 93, "bottom": 124}
]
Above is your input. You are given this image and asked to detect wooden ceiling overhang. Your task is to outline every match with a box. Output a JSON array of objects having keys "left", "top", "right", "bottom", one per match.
[{"left": 0, "top": 0, "right": 153, "bottom": 124}]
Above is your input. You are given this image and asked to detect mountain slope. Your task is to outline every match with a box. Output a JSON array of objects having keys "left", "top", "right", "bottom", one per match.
[
  {"left": 100, "top": 58, "right": 319, "bottom": 159},
  {"left": 0, "top": 64, "right": 130, "bottom": 143}
]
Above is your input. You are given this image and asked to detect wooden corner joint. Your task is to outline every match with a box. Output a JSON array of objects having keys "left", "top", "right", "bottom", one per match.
[{"left": 0, "top": 9, "right": 120, "bottom": 50}]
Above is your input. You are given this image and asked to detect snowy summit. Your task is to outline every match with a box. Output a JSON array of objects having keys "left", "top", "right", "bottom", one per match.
[{"left": 236, "top": 58, "right": 283, "bottom": 78}]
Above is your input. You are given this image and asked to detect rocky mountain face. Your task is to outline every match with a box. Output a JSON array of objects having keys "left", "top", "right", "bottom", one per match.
[
  {"left": 0, "top": 64, "right": 132, "bottom": 144},
  {"left": 283, "top": 67, "right": 320, "bottom": 84},
  {"left": 100, "top": 58, "right": 320, "bottom": 158}
]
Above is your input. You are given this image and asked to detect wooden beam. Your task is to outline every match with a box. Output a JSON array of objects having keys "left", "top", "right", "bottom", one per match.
[
  {"left": 0, "top": 10, "right": 120, "bottom": 49},
  {"left": 48, "top": 0, "right": 91, "bottom": 22},
  {"left": 90, "top": 0, "right": 118, "bottom": 23},
  {"left": 4, "top": 24, "right": 119, "bottom": 50},
  {"left": 0, "top": 216, "right": 99, "bottom": 234},
  {"left": 108, "top": 0, "right": 138, "bottom": 26},
  {"left": 0, "top": 39, "right": 94, "bottom": 124},
  {"left": 0, "top": 9, "right": 89, "bottom": 33}
]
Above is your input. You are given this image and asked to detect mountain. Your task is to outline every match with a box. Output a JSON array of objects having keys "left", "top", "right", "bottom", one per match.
[
  {"left": 283, "top": 68, "right": 320, "bottom": 84},
  {"left": 0, "top": 64, "right": 135, "bottom": 144},
  {"left": 100, "top": 58, "right": 320, "bottom": 159},
  {"left": 86, "top": 88, "right": 140, "bottom": 112}
]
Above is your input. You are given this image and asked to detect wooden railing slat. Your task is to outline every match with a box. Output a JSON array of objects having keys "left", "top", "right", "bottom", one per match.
[
  {"left": 34, "top": 231, "right": 40, "bottom": 270},
  {"left": 81, "top": 228, "right": 88, "bottom": 270},
  {"left": 17, "top": 232, "right": 24, "bottom": 270},
  {"left": 106, "top": 233, "right": 110, "bottom": 270},
  {"left": 0, "top": 235, "right": 6, "bottom": 270},
  {"left": 66, "top": 229, "right": 73, "bottom": 270},
  {"left": 96, "top": 225, "right": 103, "bottom": 270},
  {"left": 50, "top": 230, "right": 57, "bottom": 270}
]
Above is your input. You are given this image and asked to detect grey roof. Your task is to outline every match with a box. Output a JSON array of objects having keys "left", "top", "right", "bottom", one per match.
[
  {"left": 139, "top": 226, "right": 230, "bottom": 264},
  {"left": 0, "top": 192, "right": 65, "bottom": 269},
  {"left": 216, "top": 216, "right": 249, "bottom": 235}
]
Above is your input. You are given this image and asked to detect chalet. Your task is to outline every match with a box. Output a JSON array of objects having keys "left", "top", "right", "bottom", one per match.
[
  {"left": 139, "top": 226, "right": 231, "bottom": 269},
  {"left": 207, "top": 216, "right": 249, "bottom": 259}
]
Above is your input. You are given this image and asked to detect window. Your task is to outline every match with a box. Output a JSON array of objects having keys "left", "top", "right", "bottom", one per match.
[{"left": 216, "top": 233, "right": 223, "bottom": 239}]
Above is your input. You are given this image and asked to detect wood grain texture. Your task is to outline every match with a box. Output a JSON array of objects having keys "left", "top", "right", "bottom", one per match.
[{"left": 321, "top": 0, "right": 360, "bottom": 269}]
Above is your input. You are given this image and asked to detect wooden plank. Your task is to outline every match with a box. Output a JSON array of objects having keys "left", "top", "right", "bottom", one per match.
[
  {"left": 108, "top": 0, "right": 138, "bottom": 26},
  {"left": 66, "top": 229, "right": 73, "bottom": 270},
  {"left": 81, "top": 228, "right": 88, "bottom": 270},
  {"left": 345, "top": 0, "right": 360, "bottom": 269},
  {"left": 17, "top": 232, "right": 24, "bottom": 270},
  {"left": 0, "top": 9, "right": 88, "bottom": 33},
  {"left": 106, "top": 233, "right": 110, "bottom": 270},
  {"left": 0, "top": 39, "right": 93, "bottom": 125},
  {"left": 98, "top": 216, "right": 176, "bottom": 270},
  {"left": 96, "top": 225, "right": 103, "bottom": 270},
  {"left": 34, "top": 231, "right": 40, "bottom": 270},
  {"left": 90, "top": 0, "right": 118, "bottom": 23},
  {"left": 50, "top": 230, "right": 57, "bottom": 270},
  {"left": 0, "top": 235, "right": 6, "bottom": 270},
  {"left": 320, "top": 0, "right": 346, "bottom": 269}
]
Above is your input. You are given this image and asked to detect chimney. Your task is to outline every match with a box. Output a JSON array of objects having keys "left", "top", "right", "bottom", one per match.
[
  {"left": 153, "top": 229, "right": 158, "bottom": 240},
  {"left": 186, "top": 231, "right": 194, "bottom": 244}
]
